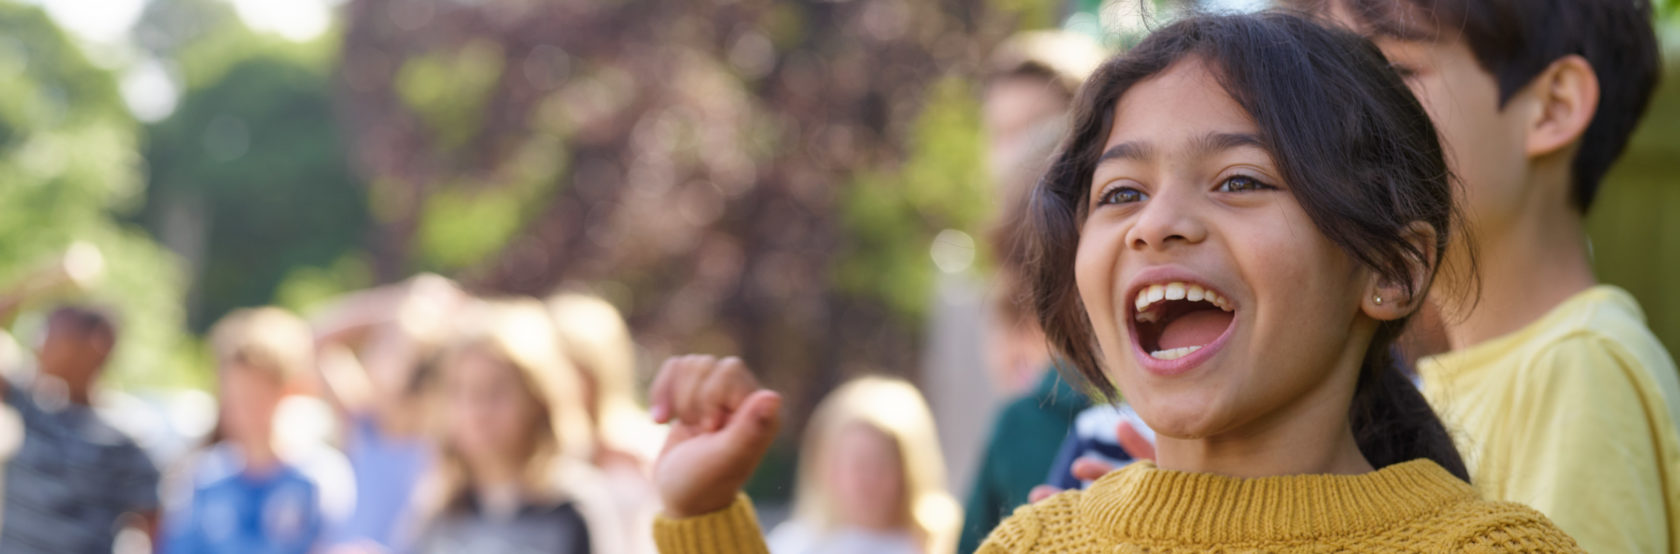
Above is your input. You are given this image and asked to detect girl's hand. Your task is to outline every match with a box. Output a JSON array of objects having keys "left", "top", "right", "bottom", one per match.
[{"left": 649, "top": 355, "right": 782, "bottom": 518}]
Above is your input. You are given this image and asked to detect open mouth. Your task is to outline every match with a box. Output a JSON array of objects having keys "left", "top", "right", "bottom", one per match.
[{"left": 1132, "top": 281, "right": 1236, "bottom": 362}]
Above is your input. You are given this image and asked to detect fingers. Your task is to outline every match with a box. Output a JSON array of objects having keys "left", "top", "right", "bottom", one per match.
[
  {"left": 649, "top": 357, "right": 680, "bottom": 423},
  {"left": 1116, "top": 420, "right": 1157, "bottom": 461},
  {"left": 1070, "top": 457, "right": 1117, "bottom": 482},
  {"left": 1028, "top": 485, "right": 1062, "bottom": 503},
  {"left": 649, "top": 355, "right": 762, "bottom": 429},
  {"left": 675, "top": 357, "right": 719, "bottom": 426},
  {"left": 698, "top": 357, "right": 756, "bottom": 431},
  {"left": 720, "top": 389, "right": 782, "bottom": 458}
]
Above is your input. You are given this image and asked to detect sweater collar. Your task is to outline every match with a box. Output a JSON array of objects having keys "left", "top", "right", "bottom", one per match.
[{"left": 1078, "top": 459, "right": 1476, "bottom": 545}]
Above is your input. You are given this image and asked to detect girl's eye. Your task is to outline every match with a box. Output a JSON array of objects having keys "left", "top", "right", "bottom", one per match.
[
  {"left": 1216, "top": 175, "right": 1275, "bottom": 193},
  {"left": 1390, "top": 62, "right": 1420, "bottom": 80},
  {"left": 1097, "top": 186, "right": 1147, "bottom": 206}
]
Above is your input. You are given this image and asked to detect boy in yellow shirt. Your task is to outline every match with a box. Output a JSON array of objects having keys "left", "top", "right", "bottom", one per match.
[{"left": 1301, "top": 1, "right": 1680, "bottom": 551}]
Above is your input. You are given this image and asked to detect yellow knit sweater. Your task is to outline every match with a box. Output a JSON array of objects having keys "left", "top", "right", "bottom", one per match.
[{"left": 653, "top": 459, "right": 1581, "bottom": 553}]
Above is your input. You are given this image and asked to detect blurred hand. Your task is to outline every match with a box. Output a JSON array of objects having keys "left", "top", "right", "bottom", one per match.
[
  {"left": 1027, "top": 419, "right": 1156, "bottom": 503},
  {"left": 650, "top": 355, "right": 782, "bottom": 519},
  {"left": 1116, "top": 418, "right": 1156, "bottom": 461}
]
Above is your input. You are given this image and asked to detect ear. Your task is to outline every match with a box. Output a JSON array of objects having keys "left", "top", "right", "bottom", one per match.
[
  {"left": 1523, "top": 55, "right": 1599, "bottom": 158},
  {"left": 1363, "top": 222, "right": 1439, "bottom": 321}
]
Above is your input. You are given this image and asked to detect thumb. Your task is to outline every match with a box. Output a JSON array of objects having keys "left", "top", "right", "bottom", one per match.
[{"left": 719, "top": 390, "right": 782, "bottom": 459}]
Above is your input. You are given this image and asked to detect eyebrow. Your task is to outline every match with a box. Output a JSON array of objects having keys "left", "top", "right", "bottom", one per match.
[{"left": 1096, "top": 132, "right": 1265, "bottom": 164}]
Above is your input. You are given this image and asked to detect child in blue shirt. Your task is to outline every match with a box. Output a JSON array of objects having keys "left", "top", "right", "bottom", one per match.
[{"left": 163, "top": 307, "right": 330, "bottom": 554}]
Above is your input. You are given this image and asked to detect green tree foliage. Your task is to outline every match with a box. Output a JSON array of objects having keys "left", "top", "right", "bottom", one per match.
[
  {"left": 139, "top": 8, "right": 368, "bottom": 330},
  {"left": 838, "top": 77, "right": 991, "bottom": 321},
  {"left": 0, "top": 2, "right": 186, "bottom": 386}
]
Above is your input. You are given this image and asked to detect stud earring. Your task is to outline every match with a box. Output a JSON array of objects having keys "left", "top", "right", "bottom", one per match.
[{"left": 1374, "top": 294, "right": 1384, "bottom": 305}]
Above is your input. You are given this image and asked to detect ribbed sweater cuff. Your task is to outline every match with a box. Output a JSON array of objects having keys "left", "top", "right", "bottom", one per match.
[{"left": 653, "top": 494, "right": 769, "bottom": 554}]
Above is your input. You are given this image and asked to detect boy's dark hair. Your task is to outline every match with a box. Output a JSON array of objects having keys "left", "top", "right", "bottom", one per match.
[
  {"left": 1304, "top": 0, "right": 1661, "bottom": 211},
  {"left": 47, "top": 305, "right": 116, "bottom": 346},
  {"left": 1027, "top": 12, "right": 1470, "bottom": 479}
]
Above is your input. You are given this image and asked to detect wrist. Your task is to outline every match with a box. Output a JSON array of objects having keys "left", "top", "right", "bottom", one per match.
[{"left": 665, "top": 493, "right": 741, "bottom": 519}]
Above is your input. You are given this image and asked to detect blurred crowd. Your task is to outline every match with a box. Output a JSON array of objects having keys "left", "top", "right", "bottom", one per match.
[
  {"left": 0, "top": 27, "right": 1111, "bottom": 554},
  {"left": 0, "top": 269, "right": 976, "bottom": 554},
  {"left": 0, "top": 265, "right": 668, "bottom": 554}
]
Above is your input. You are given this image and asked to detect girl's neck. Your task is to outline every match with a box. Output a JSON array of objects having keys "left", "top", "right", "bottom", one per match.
[
  {"left": 1157, "top": 423, "right": 1372, "bottom": 478},
  {"left": 1154, "top": 359, "right": 1374, "bottom": 478}
]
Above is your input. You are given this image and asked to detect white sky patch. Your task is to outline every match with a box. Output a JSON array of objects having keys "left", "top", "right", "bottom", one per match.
[
  {"left": 121, "top": 59, "right": 179, "bottom": 122},
  {"left": 36, "top": 0, "right": 340, "bottom": 46},
  {"left": 228, "top": 0, "right": 339, "bottom": 41},
  {"left": 26, "top": 0, "right": 145, "bottom": 45},
  {"left": 1202, "top": 0, "right": 1271, "bottom": 12},
  {"left": 36, "top": 0, "right": 341, "bottom": 120}
]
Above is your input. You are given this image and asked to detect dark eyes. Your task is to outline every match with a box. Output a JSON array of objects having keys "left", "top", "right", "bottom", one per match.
[
  {"left": 1096, "top": 187, "right": 1147, "bottom": 206},
  {"left": 1215, "top": 175, "right": 1276, "bottom": 193},
  {"left": 1094, "top": 174, "right": 1275, "bottom": 207}
]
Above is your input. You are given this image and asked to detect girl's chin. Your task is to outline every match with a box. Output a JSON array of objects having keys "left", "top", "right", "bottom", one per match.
[{"left": 1133, "top": 404, "right": 1229, "bottom": 441}]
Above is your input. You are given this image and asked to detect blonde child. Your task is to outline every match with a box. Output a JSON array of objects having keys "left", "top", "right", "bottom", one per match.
[
  {"left": 412, "top": 298, "right": 616, "bottom": 554},
  {"left": 547, "top": 292, "right": 663, "bottom": 554},
  {"left": 767, "top": 377, "right": 960, "bottom": 554}
]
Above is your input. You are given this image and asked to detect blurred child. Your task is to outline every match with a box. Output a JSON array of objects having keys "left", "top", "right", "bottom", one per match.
[
  {"left": 766, "top": 377, "right": 960, "bottom": 554},
  {"left": 412, "top": 299, "right": 616, "bottom": 554},
  {"left": 0, "top": 305, "right": 162, "bottom": 554},
  {"left": 313, "top": 274, "right": 463, "bottom": 551},
  {"left": 959, "top": 31, "right": 1105, "bottom": 552},
  {"left": 163, "top": 307, "right": 335, "bottom": 554},
  {"left": 547, "top": 292, "right": 661, "bottom": 554}
]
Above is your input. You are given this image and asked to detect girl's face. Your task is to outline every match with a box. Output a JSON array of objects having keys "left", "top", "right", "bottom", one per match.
[
  {"left": 825, "top": 423, "right": 905, "bottom": 531},
  {"left": 1075, "top": 59, "right": 1378, "bottom": 442},
  {"left": 443, "top": 348, "right": 543, "bottom": 467}
]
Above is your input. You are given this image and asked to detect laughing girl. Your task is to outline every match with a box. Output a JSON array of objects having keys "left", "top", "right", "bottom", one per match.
[{"left": 644, "top": 12, "right": 1580, "bottom": 553}]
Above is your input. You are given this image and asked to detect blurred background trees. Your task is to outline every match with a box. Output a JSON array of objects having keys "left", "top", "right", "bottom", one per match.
[
  {"left": 329, "top": 0, "right": 1052, "bottom": 415},
  {"left": 0, "top": 3, "right": 185, "bottom": 388}
]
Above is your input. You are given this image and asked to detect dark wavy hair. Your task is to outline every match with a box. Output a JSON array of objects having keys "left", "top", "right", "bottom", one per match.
[{"left": 1027, "top": 11, "right": 1469, "bottom": 480}]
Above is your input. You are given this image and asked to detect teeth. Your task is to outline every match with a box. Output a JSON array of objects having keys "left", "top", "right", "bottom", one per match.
[
  {"left": 1134, "top": 281, "right": 1234, "bottom": 317},
  {"left": 1150, "top": 345, "right": 1202, "bottom": 360}
]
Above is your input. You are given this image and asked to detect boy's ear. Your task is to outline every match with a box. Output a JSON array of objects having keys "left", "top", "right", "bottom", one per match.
[
  {"left": 1522, "top": 55, "right": 1599, "bottom": 159},
  {"left": 1363, "top": 222, "right": 1438, "bottom": 322}
]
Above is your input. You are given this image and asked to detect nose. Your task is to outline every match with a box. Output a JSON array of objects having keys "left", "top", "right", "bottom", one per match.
[{"left": 1125, "top": 186, "right": 1208, "bottom": 251}]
